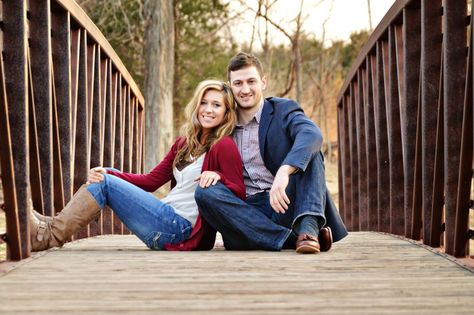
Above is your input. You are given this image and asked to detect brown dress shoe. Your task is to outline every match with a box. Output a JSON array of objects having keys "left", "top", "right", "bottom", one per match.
[
  {"left": 318, "top": 226, "right": 333, "bottom": 252},
  {"left": 296, "top": 234, "right": 320, "bottom": 254}
]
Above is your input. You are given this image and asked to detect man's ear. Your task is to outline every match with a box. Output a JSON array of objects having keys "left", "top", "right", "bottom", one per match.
[{"left": 261, "top": 75, "right": 268, "bottom": 90}]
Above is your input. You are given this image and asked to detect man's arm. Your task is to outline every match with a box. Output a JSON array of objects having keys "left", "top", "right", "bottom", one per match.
[
  {"left": 269, "top": 164, "right": 297, "bottom": 213},
  {"left": 281, "top": 109, "right": 323, "bottom": 172},
  {"left": 269, "top": 103, "right": 323, "bottom": 212}
]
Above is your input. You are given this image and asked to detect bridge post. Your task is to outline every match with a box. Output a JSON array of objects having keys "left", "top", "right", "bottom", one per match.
[
  {"left": 3, "top": 0, "right": 30, "bottom": 259},
  {"left": 443, "top": 0, "right": 468, "bottom": 256}
]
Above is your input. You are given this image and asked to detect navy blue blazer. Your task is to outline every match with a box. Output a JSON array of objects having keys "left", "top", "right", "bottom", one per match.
[{"left": 259, "top": 97, "right": 348, "bottom": 242}]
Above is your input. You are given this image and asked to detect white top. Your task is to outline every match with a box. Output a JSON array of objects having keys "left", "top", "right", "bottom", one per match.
[{"left": 161, "top": 154, "right": 205, "bottom": 227}]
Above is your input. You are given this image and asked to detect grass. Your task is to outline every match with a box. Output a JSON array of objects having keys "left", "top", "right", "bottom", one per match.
[
  {"left": 0, "top": 210, "right": 5, "bottom": 261},
  {"left": 325, "top": 160, "right": 339, "bottom": 208}
]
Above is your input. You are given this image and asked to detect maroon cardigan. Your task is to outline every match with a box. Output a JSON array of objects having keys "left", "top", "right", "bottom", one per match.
[{"left": 106, "top": 136, "right": 245, "bottom": 250}]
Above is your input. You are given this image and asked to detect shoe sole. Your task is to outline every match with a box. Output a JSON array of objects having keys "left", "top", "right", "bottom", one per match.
[{"left": 296, "top": 245, "right": 321, "bottom": 254}]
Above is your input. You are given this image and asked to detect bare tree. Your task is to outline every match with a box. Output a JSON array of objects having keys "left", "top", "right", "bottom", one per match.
[
  {"left": 144, "top": 0, "right": 174, "bottom": 170},
  {"left": 367, "top": 0, "right": 373, "bottom": 32},
  {"left": 242, "top": 0, "right": 327, "bottom": 103}
]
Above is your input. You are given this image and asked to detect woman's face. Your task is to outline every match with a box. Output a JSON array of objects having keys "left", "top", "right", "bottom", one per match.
[{"left": 198, "top": 89, "right": 227, "bottom": 131}]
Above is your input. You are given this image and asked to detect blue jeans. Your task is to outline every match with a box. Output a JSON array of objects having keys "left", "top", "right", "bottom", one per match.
[
  {"left": 195, "top": 152, "right": 327, "bottom": 251},
  {"left": 86, "top": 173, "right": 193, "bottom": 250}
]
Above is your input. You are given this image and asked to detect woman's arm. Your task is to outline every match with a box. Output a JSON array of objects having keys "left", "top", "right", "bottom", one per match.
[
  {"left": 211, "top": 137, "right": 246, "bottom": 200},
  {"left": 106, "top": 138, "right": 184, "bottom": 192}
]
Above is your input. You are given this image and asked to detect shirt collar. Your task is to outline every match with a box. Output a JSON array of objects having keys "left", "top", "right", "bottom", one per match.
[
  {"left": 254, "top": 99, "right": 264, "bottom": 123},
  {"left": 236, "top": 98, "right": 265, "bottom": 127}
]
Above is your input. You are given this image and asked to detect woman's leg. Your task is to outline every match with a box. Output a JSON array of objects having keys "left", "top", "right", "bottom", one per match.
[
  {"left": 87, "top": 174, "right": 193, "bottom": 250},
  {"left": 29, "top": 185, "right": 102, "bottom": 251}
]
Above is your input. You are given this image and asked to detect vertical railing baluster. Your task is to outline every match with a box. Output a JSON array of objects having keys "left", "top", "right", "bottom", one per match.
[
  {"left": 130, "top": 98, "right": 136, "bottom": 173},
  {"left": 387, "top": 25, "right": 405, "bottom": 235},
  {"left": 123, "top": 86, "right": 131, "bottom": 174},
  {"left": 443, "top": 0, "right": 468, "bottom": 255},
  {"left": 0, "top": 52, "right": 22, "bottom": 261},
  {"left": 74, "top": 29, "right": 89, "bottom": 239},
  {"left": 378, "top": 40, "right": 391, "bottom": 233},
  {"left": 356, "top": 69, "right": 368, "bottom": 231},
  {"left": 28, "top": 52, "right": 45, "bottom": 217},
  {"left": 51, "top": 59, "right": 65, "bottom": 211},
  {"left": 342, "top": 95, "right": 352, "bottom": 228},
  {"left": 431, "top": 52, "right": 445, "bottom": 249},
  {"left": 3, "top": 0, "right": 30, "bottom": 258},
  {"left": 70, "top": 29, "right": 80, "bottom": 183},
  {"left": 402, "top": 1, "right": 421, "bottom": 238},
  {"left": 89, "top": 45, "right": 101, "bottom": 237},
  {"left": 29, "top": 0, "right": 53, "bottom": 217},
  {"left": 123, "top": 86, "right": 132, "bottom": 234},
  {"left": 453, "top": 9, "right": 473, "bottom": 258},
  {"left": 102, "top": 59, "right": 113, "bottom": 235},
  {"left": 113, "top": 74, "right": 124, "bottom": 235},
  {"left": 51, "top": 5, "right": 72, "bottom": 205},
  {"left": 411, "top": 74, "right": 423, "bottom": 240},
  {"left": 337, "top": 104, "right": 344, "bottom": 218},
  {"left": 349, "top": 83, "right": 359, "bottom": 231},
  {"left": 138, "top": 104, "right": 144, "bottom": 173},
  {"left": 421, "top": 0, "right": 442, "bottom": 247},
  {"left": 366, "top": 55, "right": 378, "bottom": 230}
]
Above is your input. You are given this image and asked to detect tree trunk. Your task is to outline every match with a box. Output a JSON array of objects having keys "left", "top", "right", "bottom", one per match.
[
  {"left": 295, "top": 40, "right": 302, "bottom": 103},
  {"left": 367, "top": 0, "right": 373, "bottom": 32},
  {"left": 144, "top": 0, "right": 174, "bottom": 171}
]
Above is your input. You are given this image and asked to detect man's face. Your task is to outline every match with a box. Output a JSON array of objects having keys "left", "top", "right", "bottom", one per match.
[{"left": 229, "top": 66, "right": 267, "bottom": 110}]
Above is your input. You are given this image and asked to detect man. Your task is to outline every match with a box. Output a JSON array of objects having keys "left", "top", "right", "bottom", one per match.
[{"left": 195, "top": 52, "right": 347, "bottom": 253}]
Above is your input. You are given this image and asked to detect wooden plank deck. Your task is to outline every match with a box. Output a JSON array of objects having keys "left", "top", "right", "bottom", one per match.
[{"left": 0, "top": 232, "right": 473, "bottom": 314}]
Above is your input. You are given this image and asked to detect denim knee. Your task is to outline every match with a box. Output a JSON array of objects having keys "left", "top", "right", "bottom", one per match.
[
  {"left": 195, "top": 185, "right": 217, "bottom": 205},
  {"left": 86, "top": 175, "right": 111, "bottom": 208}
]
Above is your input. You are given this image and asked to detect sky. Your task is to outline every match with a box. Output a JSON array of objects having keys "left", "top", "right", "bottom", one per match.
[{"left": 228, "top": 0, "right": 396, "bottom": 47}]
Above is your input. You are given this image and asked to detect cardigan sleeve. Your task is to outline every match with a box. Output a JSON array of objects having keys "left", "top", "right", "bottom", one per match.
[
  {"left": 106, "top": 138, "right": 184, "bottom": 192},
  {"left": 210, "top": 137, "right": 246, "bottom": 200}
]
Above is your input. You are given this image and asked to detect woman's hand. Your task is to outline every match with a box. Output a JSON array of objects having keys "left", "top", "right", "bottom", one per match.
[
  {"left": 195, "top": 171, "right": 221, "bottom": 188},
  {"left": 87, "top": 166, "right": 106, "bottom": 184}
]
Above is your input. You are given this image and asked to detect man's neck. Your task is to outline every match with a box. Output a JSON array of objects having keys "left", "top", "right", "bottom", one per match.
[{"left": 238, "top": 100, "right": 264, "bottom": 125}]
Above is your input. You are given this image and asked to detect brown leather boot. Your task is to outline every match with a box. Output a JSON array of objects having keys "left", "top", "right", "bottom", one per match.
[
  {"left": 32, "top": 209, "right": 53, "bottom": 223},
  {"left": 29, "top": 185, "right": 101, "bottom": 252}
]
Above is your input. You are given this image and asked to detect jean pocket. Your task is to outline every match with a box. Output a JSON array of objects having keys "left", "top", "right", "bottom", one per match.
[{"left": 144, "top": 231, "right": 176, "bottom": 250}]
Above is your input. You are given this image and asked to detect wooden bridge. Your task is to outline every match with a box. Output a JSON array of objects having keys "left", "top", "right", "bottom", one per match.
[
  {"left": 1, "top": 233, "right": 473, "bottom": 314},
  {"left": 1, "top": 0, "right": 473, "bottom": 313}
]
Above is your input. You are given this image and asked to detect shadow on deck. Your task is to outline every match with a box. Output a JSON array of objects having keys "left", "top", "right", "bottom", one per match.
[{"left": 1, "top": 232, "right": 473, "bottom": 314}]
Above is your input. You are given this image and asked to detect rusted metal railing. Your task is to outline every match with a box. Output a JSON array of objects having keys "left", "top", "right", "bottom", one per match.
[
  {"left": 0, "top": 0, "right": 145, "bottom": 261},
  {"left": 337, "top": 0, "right": 473, "bottom": 259}
]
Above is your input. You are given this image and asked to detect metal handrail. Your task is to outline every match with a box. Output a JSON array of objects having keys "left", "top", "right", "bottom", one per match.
[
  {"left": 337, "top": 0, "right": 473, "bottom": 259},
  {"left": 0, "top": 0, "right": 145, "bottom": 261}
]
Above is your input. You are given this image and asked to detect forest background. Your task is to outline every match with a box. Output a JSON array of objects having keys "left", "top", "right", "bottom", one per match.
[{"left": 76, "top": 0, "right": 378, "bottom": 168}]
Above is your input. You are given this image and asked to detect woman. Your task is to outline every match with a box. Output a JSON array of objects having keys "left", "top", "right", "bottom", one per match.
[{"left": 29, "top": 80, "right": 245, "bottom": 251}]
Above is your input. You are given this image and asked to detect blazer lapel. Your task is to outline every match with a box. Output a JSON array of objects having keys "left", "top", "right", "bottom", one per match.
[{"left": 258, "top": 99, "right": 273, "bottom": 162}]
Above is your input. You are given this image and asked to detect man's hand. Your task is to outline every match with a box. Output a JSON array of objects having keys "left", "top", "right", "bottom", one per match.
[
  {"left": 195, "top": 171, "right": 221, "bottom": 188},
  {"left": 87, "top": 166, "right": 106, "bottom": 184},
  {"left": 269, "top": 165, "right": 297, "bottom": 214}
]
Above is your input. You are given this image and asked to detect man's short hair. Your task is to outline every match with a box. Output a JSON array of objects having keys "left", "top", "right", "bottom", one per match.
[{"left": 227, "top": 52, "right": 264, "bottom": 81}]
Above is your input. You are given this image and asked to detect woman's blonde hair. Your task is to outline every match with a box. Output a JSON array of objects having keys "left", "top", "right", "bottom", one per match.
[{"left": 173, "top": 80, "right": 237, "bottom": 168}]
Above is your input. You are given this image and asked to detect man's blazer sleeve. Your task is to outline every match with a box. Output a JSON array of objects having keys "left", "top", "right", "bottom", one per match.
[{"left": 281, "top": 109, "right": 323, "bottom": 172}]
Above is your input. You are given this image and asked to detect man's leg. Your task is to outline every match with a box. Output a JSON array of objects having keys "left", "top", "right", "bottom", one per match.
[
  {"left": 272, "top": 152, "right": 330, "bottom": 253},
  {"left": 195, "top": 182, "right": 292, "bottom": 251}
]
